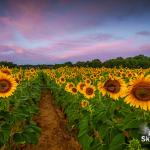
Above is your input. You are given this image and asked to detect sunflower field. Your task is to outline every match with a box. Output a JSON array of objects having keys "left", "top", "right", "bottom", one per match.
[
  {"left": 0, "top": 65, "right": 150, "bottom": 150},
  {"left": 44, "top": 67, "right": 150, "bottom": 150},
  {"left": 0, "top": 66, "right": 42, "bottom": 149}
]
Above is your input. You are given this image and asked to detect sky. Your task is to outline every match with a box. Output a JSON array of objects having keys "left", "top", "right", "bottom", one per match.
[{"left": 0, "top": 0, "right": 150, "bottom": 64}]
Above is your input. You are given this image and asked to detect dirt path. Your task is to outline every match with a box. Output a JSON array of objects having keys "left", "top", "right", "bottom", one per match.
[{"left": 25, "top": 89, "right": 81, "bottom": 150}]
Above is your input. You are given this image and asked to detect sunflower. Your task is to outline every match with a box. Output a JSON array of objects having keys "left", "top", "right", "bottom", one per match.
[
  {"left": 90, "top": 75, "right": 94, "bottom": 80},
  {"left": 29, "top": 68, "right": 36, "bottom": 73},
  {"left": 65, "top": 82, "right": 74, "bottom": 92},
  {"left": 82, "top": 76, "right": 87, "bottom": 81},
  {"left": 85, "top": 78, "right": 91, "bottom": 85},
  {"left": 55, "top": 78, "right": 61, "bottom": 85},
  {"left": 80, "top": 100, "right": 89, "bottom": 108},
  {"left": 70, "top": 87, "right": 77, "bottom": 95},
  {"left": 97, "top": 77, "right": 127, "bottom": 100},
  {"left": 59, "top": 76, "right": 66, "bottom": 84},
  {"left": 124, "top": 76, "right": 150, "bottom": 111},
  {"left": 77, "top": 82, "right": 86, "bottom": 94},
  {"left": 0, "top": 73, "right": 17, "bottom": 98},
  {"left": 24, "top": 71, "right": 31, "bottom": 80},
  {"left": 126, "top": 72, "right": 133, "bottom": 78},
  {"left": 17, "top": 72, "right": 22, "bottom": 80},
  {"left": 0, "top": 67, "right": 12, "bottom": 75},
  {"left": 83, "top": 85, "right": 95, "bottom": 99}
]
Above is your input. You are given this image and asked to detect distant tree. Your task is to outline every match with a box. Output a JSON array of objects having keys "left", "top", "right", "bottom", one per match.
[
  {"left": 75, "top": 61, "right": 86, "bottom": 67},
  {"left": 116, "top": 57, "right": 123, "bottom": 60},
  {"left": 0, "top": 61, "right": 17, "bottom": 68},
  {"left": 88, "top": 59, "right": 102, "bottom": 68},
  {"left": 1, "top": 54, "right": 150, "bottom": 69},
  {"left": 64, "top": 61, "right": 73, "bottom": 67},
  {"left": 103, "top": 55, "right": 150, "bottom": 68},
  {"left": 133, "top": 54, "right": 147, "bottom": 59}
]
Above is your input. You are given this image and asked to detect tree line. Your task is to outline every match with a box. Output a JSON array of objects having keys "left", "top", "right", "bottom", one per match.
[{"left": 0, "top": 55, "right": 150, "bottom": 69}]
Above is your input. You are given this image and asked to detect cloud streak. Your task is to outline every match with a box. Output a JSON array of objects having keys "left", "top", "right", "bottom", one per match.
[{"left": 137, "top": 31, "right": 150, "bottom": 36}]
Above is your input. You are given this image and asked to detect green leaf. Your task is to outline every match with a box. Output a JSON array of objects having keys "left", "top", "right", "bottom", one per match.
[
  {"left": 98, "top": 127, "right": 107, "bottom": 139},
  {"left": 23, "top": 132, "right": 39, "bottom": 144},
  {"left": 78, "top": 116, "right": 89, "bottom": 138},
  {"left": 13, "top": 133, "right": 26, "bottom": 144},
  {"left": 24, "top": 123, "right": 41, "bottom": 134},
  {"left": 101, "top": 72, "right": 109, "bottom": 77},
  {"left": 79, "top": 134, "right": 93, "bottom": 150},
  {"left": 109, "top": 133, "right": 125, "bottom": 150},
  {"left": 122, "top": 119, "right": 141, "bottom": 130},
  {"left": 0, "top": 124, "right": 11, "bottom": 146}
]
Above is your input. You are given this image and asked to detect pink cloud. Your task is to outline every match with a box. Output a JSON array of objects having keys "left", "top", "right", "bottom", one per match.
[
  {"left": 0, "top": 45, "right": 25, "bottom": 54},
  {"left": 0, "top": 31, "right": 13, "bottom": 42},
  {"left": 32, "top": 32, "right": 115, "bottom": 54},
  {"left": 57, "top": 38, "right": 137, "bottom": 59},
  {"left": 0, "top": 0, "right": 113, "bottom": 41},
  {"left": 0, "top": 0, "right": 53, "bottom": 40},
  {"left": 0, "top": 44, "right": 62, "bottom": 64},
  {"left": 140, "top": 44, "right": 150, "bottom": 55}
]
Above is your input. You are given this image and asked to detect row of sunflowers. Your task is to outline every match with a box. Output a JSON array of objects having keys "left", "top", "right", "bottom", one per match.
[
  {"left": 44, "top": 66, "right": 150, "bottom": 150},
  {"left": 0, "top": 66, "right": 42, "bottom": 149},
  {"left": 0, "top": 65, "right": 150, "bottom": 150}
]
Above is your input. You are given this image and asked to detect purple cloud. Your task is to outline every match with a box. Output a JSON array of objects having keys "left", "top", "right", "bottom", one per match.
[
  {"left": 0, "top": 0, "right": 150, "bottom": 64},
  {"left": 137, "top": 31, "right": 150, "bottom": 36}
]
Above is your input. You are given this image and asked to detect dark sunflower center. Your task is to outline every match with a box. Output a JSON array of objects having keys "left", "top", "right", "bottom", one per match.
[
  {"left": 2, "top": 70, "right": 11, "bottom": 75},
  {"left": 132, "top": 83, "right": 150, "bottom": 101},
  {"left": 86, "top": 80, "right": 90, "bottom": 83},
  {"left": 72, "top": 88, "right": 77, "bottom": 93},
  {"left": 83, "top": 101, "right": 88, "bottom": 106},
  {"left": 0, "top": 79, "right": 11, "bottom": 93},
  {"left": 69, "top": 84, "right": 73, "bottom": 88},
  {"left": 61, "top": 78, "right": 64, "bottom": 81},
  {"left": 86, "top": 87, "right": 94, "bottom": 95},
  {"left": 128, "top": 73, "right": 132, "bottom": 77},
  {"left": 80, "top": 84, "right": 85, "bottom": 90},
  {"left": 18, "top": 74, "right": 22, "bottom": 79},
  {"left": 104, "top": 80, "right": 121, "bottom": 93},
  {"left": 15, "top": 78, "right": 20, "bottom": 83}
]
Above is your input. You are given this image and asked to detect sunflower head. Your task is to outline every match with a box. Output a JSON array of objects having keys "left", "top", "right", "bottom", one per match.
[
  {"left": 60, "top": 77, "right": 65, "bottom": 82},
  {"left": 70, "top": 87, "right": 77, "bottom": 94},
  {"left": 98, "top": 77, "right": 127, "bottom": 100},
  {"left": 80, "top": 100, "right": 89, "bottom": 108},
  {"left": 0, "top": 67, "right": 12, "bottom": 75},
  {"left": 0, "top": 79, "right": 11, "bottom": 93},
  {"left": 104, "top": 79, "right": 121, "bottom": 93},
  {"left": 85, "top": 79, "right": 91, "bottom": 85},
  {"left": 132, "top": 82, "right": 150, "bottom": 101},
  {"left": 125, "top": 77, "right": 150, "bottom": 111},
  {"left": 77, "top": 82, "right": 86, "bottom": 93},
  {"left": 82, "top": 76, "right": 87, "bottom": 80},
  {"left": 127, "top": 72, "right": 133, "bottom": 78},
  {"left": 0, "top": 73, "right": 17, "bottom": 98},
  {"left": 18, "top": 73, "right": 22, "bottom": 79},
  {"left": 68, "top": 83, "right": 74, "bottom": 88},
  {"left": 83, "top": 85, "right": 95, "bottom": 99},
  {"left": 65, "top": 82, "right": 74, "bottom": 92},
  {"left": 59, "top": 76, "right": 66, "bottom": 84}
]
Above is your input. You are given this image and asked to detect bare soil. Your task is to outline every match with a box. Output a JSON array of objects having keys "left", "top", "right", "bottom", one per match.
[{"left": 24, "top": 89, "right": 81, "bottom": 150}]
